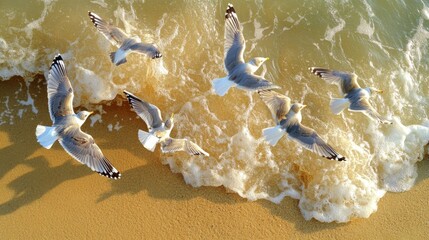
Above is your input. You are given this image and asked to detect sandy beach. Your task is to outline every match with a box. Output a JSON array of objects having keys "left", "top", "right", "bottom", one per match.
[{"left": 0, "top": 76, "right": 428, "bottom": 239}]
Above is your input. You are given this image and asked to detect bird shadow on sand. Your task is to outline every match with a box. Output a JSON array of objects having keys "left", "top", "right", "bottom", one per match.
[
  {"left": 97, "top": 159, "right": 241, "bottom": 205},
  {"left": 0, "top": 76, "right": 91, "bottom": 215},
  {"left": 0, "top": 76, "right": 43, "bottom": 181},
  {"left": 0, "top": 157, "right": 89, "bottom": 215}
]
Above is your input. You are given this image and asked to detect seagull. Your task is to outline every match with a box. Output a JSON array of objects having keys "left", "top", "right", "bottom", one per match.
[
  {"left": 211, "top": 3, "right": 279, "bottom": 96},
  {"left": 309, "top": 67, "right": 392, "bottom": 124},
  {"left": 123, "top": 90, "right": 209, "bottom": 156},
  {"left": 88, "top": 11, "right": 162, "bottom": 66},
  {"left": 258, "top": 90, "right": 346, "bottom": 161},
  {"left": 35, "top": 55, "right": 121, "bottom": 179}
]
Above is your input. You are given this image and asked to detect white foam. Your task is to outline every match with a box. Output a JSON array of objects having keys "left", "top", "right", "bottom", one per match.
[
  {"left": 18, "top": 85, "right": 38, "bottom": 114},
  {"left": 357, "top": 17, "right": 374, "bottom": 37},
  {"left": 324, "top": 19, "right": 345, "bottom": 42},
  {"left": 422, "top": 6, "right": 429, "bottom": 20},
  {"left": 370, "top": 118, "right": 429, "bottom": 192},
  {"left": 90, "top": 0, "right": 108, "bottom": 8},
  {"left": 253, "top": 19, "right": 269, "bottom": 41},
  {"left": 90, "top": 114, "right": 102, "bottom": 127},
  {"left": 73, "top": 66, "right": 118, "bottom": 105},
  {"left": 113, "top": 121, "right": 123, "bottom": 131}
]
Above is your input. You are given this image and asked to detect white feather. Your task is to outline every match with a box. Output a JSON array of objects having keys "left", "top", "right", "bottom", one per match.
[
  {"left": 138, "top": 129, "right": 158, "bottom": 152},
  {"left": 35, "top": 125, "right": 58, "bottom": 149},
  {"left": 329, "top": 98, "right": 350, "bottom": 115},
  {"left": 262, "top": 125, "right": 285, "bottom": 146},
  {"left": 212, "top": 76, "right": 236, "bottom": 96}
]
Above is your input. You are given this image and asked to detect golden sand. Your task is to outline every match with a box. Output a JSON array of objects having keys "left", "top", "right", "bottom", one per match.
[{"left": 0, "top": 77, "right": 428, "bottom": 239}]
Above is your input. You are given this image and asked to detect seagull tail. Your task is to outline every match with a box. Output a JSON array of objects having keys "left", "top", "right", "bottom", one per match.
[
  {"left": 138, "top": 129, "right": 158, "bottom": 152},
  {"left": 262, "top": 125, "right": 284, "bottom": 146},
  {"left": 110, "top": 52, "right": 127, "bottom": 66},
  {"left": 329, "top": 98, "right": 349, "bottom": 115},
  {"left": 35, "top": 125, "right": 58, "bottom": 149},
  {"left": 212, "top": 76, "right": 235, "bottom": 96}
]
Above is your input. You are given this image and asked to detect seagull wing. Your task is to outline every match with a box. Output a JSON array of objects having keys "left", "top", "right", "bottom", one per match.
[
  {"left": 258, "top": 90, "right": 291, "bottom": 123},
  {"left": 161, "top": 138, "right": 209, "bottom": 156},
  {"left": 286, "top": 123, "right": 346, "bottom": 161},
  {"left": 124, "top": 90, "right": 164, "bottom": 129},
  {"left": 59, "top": 126, "right": 121, "bottom": 179},
  {"left": 309, "top": 67, "right": 360, "bottom": 95},
  {"left": 349, "top": 98, "right": 392, "bottom": 124},
  {"left": 224, "top": 3, "right": 245, "bottom": 73},
  {"left": 128, "top": 41, "right": 162, "bottom": 59},
  {"left": 47, "top": 55, "right": 74, "bottom": 122},
  {"left": 88, "top": 11, "right": 129, "bottom": 48},
  {"left": 235, "top": 73, "right": 280, "bottom": 91}
]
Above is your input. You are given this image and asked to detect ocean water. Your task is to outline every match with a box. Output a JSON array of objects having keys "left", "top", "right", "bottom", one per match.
[{"left": 1, "top": 0, "right": 429, "bottom": 223}]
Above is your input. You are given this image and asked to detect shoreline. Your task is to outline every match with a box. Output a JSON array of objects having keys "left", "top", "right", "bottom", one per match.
[{"left": 0, "top": 76, "right": 428, "bottom": 239}]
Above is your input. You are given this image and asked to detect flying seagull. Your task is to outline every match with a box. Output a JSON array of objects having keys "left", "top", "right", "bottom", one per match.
[
  {"left": 309, "top": 67, "right": 392, "bottom": 124},
  {"left": 88, "top": 11, "right": 162, "bottom": 66},
  {"left": 124, "top": 90, "right": 209, "bottom": 156},
  {"left": 259, "top": 90, "right": 346, "bottom": 161},
  {"left": 35, "top": 55, "right": 121, "bottom": 179},
  {"left": 211, "top": 3, "right": 279, "bottom": 96}
]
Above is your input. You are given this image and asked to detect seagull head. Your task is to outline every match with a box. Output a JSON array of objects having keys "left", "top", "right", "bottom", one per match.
[
  {"left": 286, "top": 103, "right": 306, "bottom": 123},
  {"left": 290, "top": 103, "right": 306, "bottom": 113},
  {"left": 77, "top": 110, "right": 94, "bottom": 121}
]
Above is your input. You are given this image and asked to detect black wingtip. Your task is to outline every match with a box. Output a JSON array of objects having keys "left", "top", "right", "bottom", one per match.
[
  {"left": 123, "top": 90, "right": 134, "bottom": 99},
  {"left": 225, "top": 3, "right": 236, "bottom": 19},
  {"left": 326, "top": 154, "right": 346, "bottom": 161},
  {"left": 50, "top": 54, "right": 64, "bottom": 69},
  {"left": 88, "top": 11, "right": 100, "bottom": 27},
  {"left": 152, "top": 52, "right": 162, "bottom": 59},
  {"left": 99, "top": 171, "right": 121, "bottom": 179},
  {"left": 123, "top": 90, "right": 142, "bottom": 106},
  {"left": 309, "top": 67, "right": 330, "bottom": 78},
  {"left": 53, "top": 54, "right": 63, "bottom": 62}
]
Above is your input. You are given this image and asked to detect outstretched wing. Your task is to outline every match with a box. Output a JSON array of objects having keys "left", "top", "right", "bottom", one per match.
[
  {"left": 59, "top": 126, "right": 121, "bottom": 179},
  {"left": 88, "top": 11, "right": 129, "bottom": 47},
  {"left": 349, "top": 98, "right": 392, "bottom": 124},
  {"left": 47, "top": 54, "right": 74, "bottom": 122},
  {"left": 286, "top": 123, "right": 346, "bottom": 161},
  {"left": 161, "top": 138, "right": 209, "bottom": 156},
  {"left": 128, "top": 41, "right": 162, "bottom": 59},
  {"left": 309, "top": 67, "right": 360, "bottom": 95},
  {"left": 258, "top": 90, "right": 291, "bottom": 123},
  {"left": 123, "top": 90, "right": 164, "bottom": 129},
  {"left": 235, "top": 73, "right": 280, "bottom": 91},
  {"left": 224, "top": 3, "right": 245, "bottom": 73}
]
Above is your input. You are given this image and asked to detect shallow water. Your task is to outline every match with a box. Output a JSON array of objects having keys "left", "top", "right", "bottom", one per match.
[{"left": 1, "top": 0, "right": 429, "bottom": 222}]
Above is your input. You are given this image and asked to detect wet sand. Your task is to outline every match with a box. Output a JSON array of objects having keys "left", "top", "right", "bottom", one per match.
[{"left": 0, "top": 77, "right": 428, "bottom": 239}]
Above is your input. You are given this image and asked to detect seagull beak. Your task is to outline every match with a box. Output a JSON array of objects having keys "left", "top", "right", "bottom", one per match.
[
  {"left": 265, "top": 57, "right": 270, "bottom": 62},
  {"left": 376, "top": 89, "right": 384, "bottom": 94},
  {"left": 302, "top": 105, "right": 307, "bottom": 109},
  {"left": 89, "top": 111, "right": 94, "bottom": 115},
  {"left": 171, "top": 113, "right": 175, "bottom": 120}
]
